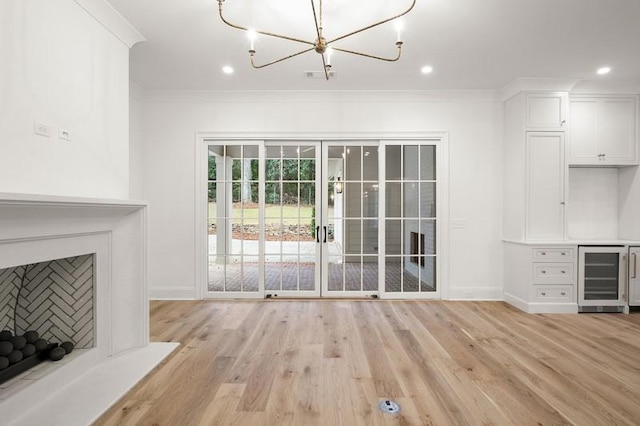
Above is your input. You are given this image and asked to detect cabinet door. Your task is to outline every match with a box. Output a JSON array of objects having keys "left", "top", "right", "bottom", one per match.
[
  {"left": 526, "top": 94, "right": 567, "bottom": 129},
  {"left": 568, "top": 99, "right": 598, "bottom": 164},
  {"left": 568, "top": 96, "right": 638, "bottom": 165},
  {"left": 526, "top": 133, "right": 565, "bottom": 240},
  {"left": 599, "top": 98, "right": 637, "bottom": 165}
]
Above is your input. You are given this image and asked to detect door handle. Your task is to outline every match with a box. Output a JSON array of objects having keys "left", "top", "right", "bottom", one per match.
[
  {"left": 323, "top": 226, "right": 327, "bottom": 243},
  {"left": 316, "top": 226, "right": 320, "bottom": 243}
]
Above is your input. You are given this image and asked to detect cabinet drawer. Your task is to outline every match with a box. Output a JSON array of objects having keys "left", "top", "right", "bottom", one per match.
[
  {"left": 533, "top": 285, "right": 574, "bottom": 302},
  {"left": 532, "top": 263, "right": 574, "bottom": 284},
  {"left": 533, "top": 248, "right": 574, "bottom": 260}
]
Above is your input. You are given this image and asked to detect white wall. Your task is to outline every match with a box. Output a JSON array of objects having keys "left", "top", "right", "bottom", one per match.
[
  {"left": 129, "top": 83, "right": 144, "bottom": 199},
  {"left": 0, "top": 0, "right": 131, "bottom": 199},
  {"left": 135, "top": 91, "right": 503, "bottom": 300}
]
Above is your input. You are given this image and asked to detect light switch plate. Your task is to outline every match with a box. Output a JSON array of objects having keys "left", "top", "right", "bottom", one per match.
[{"left": 34, "top": 122, "right": 52, "bottom": 137}]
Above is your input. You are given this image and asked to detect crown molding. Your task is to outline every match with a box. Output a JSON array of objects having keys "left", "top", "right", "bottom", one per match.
[
  {"left": 74, "top": 0, "right": 145, "bottom": 48},
  {"left": 500, "top": 78, "right": 581, "bottom": 101},
  {"left": 571, "top": 80, "right": 640, "bottom": 95},
  {"left": 135, "top": 89, "right": 501, "bottom": 104}
]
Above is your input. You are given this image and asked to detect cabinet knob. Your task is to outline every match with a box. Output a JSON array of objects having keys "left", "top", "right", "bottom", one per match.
[
  {"left": 541, "top": 292, "right": 547, "bottom": 296},
  {"left": 561, "top": 292, "right": 566, "bottom": 296},
  {"left": 541, "top": 252, "right": 546, "bottom": 255},
  {"left": 541, "top": 270, "right": 547, "bottom": 274},
  {"left": 561, "top": 270, "right": 566, "bottom": 274},
  {"left": 561, "top": 252, "right": 566, "bottom": 256}
]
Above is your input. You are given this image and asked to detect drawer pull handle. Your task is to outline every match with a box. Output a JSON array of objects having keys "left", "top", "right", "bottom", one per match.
[
  {"left": 541, "top": 292, "right": 547, "bottom": 296},
  {"left": 541, "top": 270, "right": 546, "bottom": 274},
  {"left": 541, "top": 252, "right": 546, "bottom": 256},
  {"left": 561, "top": 252, "right": 566, "bottom": 256},
  {"left": 561, "top": 270, "right": 566, "bottom": 274},
  {"left": 561, "top": 292, "right": 566, "bottom": 296}
]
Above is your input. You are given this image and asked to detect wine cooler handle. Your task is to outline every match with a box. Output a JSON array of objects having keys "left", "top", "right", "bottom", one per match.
[
  {"left": 316, "top": 226, "right": 320, "bottom": 243},
  {"left": 633, "top": 253, "right": 638, "bottom": 279},
  {"left": 323, "top": 226, "right": 327, "bottom": 243}
]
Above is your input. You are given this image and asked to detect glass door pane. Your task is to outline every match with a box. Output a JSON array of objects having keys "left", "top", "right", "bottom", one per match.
[
  {"left": 584, "top": 252, "right": 619, "bottom": 300},
  {"left": 382, "top": 142, "right": 438, "bottom": 297},
  {"left": 323, "top": 143, "right": 380, "bottom": 297},
  {"left": 207, "top": 144, "right": 262, "bottom": 296},
  {"left": 264, "top": 143, "right": 320, "bottom": 297}
]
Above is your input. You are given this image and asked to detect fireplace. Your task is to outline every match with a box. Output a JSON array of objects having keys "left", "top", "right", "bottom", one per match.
[
  {"left": 0, "top": 193, "right": 177, "bottom": 424},
  {"left": 0, "top": 254, "right": 95, "bottom": 385}
]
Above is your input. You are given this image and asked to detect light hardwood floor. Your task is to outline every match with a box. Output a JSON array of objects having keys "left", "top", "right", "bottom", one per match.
[{"left": 95, "top": 301, "right": 640, "bottom": 425}]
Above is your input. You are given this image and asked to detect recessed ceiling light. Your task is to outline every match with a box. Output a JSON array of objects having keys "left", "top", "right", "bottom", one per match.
[
  {"left": 222, "top": 66, "right": 234, "bottom": 75},
  {"left": 421, "top": 65, "right": 433, "bottom": 74},
  {"left": 597, "top": 66, "right": 611, "bottom": 75}
]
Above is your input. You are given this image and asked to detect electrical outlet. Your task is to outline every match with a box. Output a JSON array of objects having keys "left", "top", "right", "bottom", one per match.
[
  {"left": 59, "top": 128, "right": 71, "bottom": 141},
  {"left": 34, "top": 122, "right": 52, "bottom": 137}
]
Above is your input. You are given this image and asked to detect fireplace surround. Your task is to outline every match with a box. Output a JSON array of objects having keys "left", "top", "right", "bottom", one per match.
[{"left": 0, "top": 193, "right": 176, "bottom": 424}]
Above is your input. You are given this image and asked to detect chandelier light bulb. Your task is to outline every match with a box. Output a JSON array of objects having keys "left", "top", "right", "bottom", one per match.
[
  {"left": 247, "top": 29, "right": 257, "bottom": 51},
  {"left": 597, "top": 66, "right": 611, "bottom": 75},
  {"left": 326, "top": 47, "right": 334, "bottom": 66},
  {"left": 395, "top": 21, "right": 404, "bottom": 43}
]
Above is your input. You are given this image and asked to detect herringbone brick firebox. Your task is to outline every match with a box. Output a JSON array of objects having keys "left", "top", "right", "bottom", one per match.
[{"left": 0, "top": 255, "right": 94, "bottom": 349}]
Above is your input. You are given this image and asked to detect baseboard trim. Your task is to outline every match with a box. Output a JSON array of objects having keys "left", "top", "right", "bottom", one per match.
[
  {"left": 447, "top": 287, "right": 503, "bottom": 301},
  {"left": 149, "top": 287, "right": 197, "bottom": 300},
  {"left": 504, "top": 292, "right": 578, "bottom": 314}
]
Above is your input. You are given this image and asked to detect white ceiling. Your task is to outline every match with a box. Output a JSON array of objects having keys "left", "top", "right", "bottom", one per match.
[{"left": 107, "top": 0, "right": 640, "bottom": 91}]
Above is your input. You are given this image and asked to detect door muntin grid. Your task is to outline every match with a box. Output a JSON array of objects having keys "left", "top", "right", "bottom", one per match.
[
  {"left": 208, "top": 144, "right": 261, "bottom": 294},
  {"left": 383, "top": 144, "right": 437, "bottom": 293},
  {"left": 264, "top": 144, "right": 319, "bottom": 294},
  {"left": 325, "top": 144, "right": 380, "bottom": 293}
]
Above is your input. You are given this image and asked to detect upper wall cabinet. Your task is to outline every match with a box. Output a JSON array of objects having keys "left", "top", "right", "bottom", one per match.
[
  {"left": 568, "top": 96, "right": 638, "bottom": 166},
  {"left": 525, "top": 93, "right": 567, "bottom": 130}
]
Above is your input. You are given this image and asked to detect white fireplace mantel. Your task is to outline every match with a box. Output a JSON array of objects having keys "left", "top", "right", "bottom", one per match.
[{"left": 0, "top": 193, "right": 177, "bottom": 425}]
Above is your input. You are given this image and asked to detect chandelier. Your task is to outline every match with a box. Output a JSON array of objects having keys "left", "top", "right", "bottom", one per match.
[{"left": 217, "top": 0, "right": 416, "bottom": 80}]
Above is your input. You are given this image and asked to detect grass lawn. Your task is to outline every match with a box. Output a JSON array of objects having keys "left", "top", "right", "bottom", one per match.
[{"left": 208, "top": 203, "right": 333, "bottom": 225}]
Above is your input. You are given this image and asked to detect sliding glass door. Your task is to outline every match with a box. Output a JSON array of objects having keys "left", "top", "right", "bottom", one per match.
[{"left": 204, "top": 139, "right": 439, "bottom": 299}]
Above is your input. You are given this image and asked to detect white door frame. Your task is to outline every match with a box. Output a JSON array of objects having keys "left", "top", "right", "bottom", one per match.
[{"left": 195, "top": 132, "right": 449, "bottom": 300}]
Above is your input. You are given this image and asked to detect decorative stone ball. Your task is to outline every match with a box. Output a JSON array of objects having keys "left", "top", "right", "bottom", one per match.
[
  {"left": 23, "top": 330, "right": 39, "bottom": 344},
  {"left": 7, "top": 350, "right": 23, "bottom": 364},
  {"left": 0, "top": 356, "right": 9, "bottom": 370},
  {"left": 60, "top": 341, "right": 75, "bottom": 354},
  {"left": 9, "top": 336, "right": 27, "bottom": 351},
  {"left": 22, "top": 343, "right": 36, "bottom": 357},
  {"left": 49, "top": 347, "right": 66, "bottom": 361},
  {"left": 0, "top": 341, "right": 13, "bottom": 357},
  {"left": 34, "top": 338, "right": 48, "bottom": 352},
  {"left": 0, "top": 330, "right": 12, "bottom": 341}
]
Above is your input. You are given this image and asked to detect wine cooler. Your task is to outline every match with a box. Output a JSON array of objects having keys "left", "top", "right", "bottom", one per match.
[{"left": 578, "top": 246, "right": 627, "bottom": 313}]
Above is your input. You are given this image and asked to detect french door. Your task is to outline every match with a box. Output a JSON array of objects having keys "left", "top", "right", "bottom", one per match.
[{"left": 204, "top": 139, "right": 439, "bottom": 299}]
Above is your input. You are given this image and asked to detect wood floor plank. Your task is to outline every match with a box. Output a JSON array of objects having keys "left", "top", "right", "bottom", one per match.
[{"left": 95, "top": 300, "right": 640, "bottom": 425}]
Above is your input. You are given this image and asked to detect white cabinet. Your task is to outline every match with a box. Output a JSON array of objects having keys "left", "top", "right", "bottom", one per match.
[
  {"left": 504, "top": 243, "right": 576, "bottom": 313},
  {"left": 526, "top": 93, "right": 567, "bottom": 129},
  {"left": 504, "top": 93, "right": 567, "bottom": 242},
  {"left": 526, "top": 132, "right": 565, "bottom": 240},
  {"left": 569, "top": 96, "right": 638, "bottom": 165}
]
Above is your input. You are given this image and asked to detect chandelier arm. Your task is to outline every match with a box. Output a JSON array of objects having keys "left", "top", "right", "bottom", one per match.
[
  {"left": 310, "top": 0, "right": 322, "bottom": 43},
  {"left": 331, "top": 44, "right": 403, "bottom": 62},
  {"left": 250, "top": 47, "right": 316, "bottom": 69},
  {"left": 320, "top": 52, "right": 330, "bottom": 81},
  {"left": 326, "top": 0, "right": 416, "bottom": 45},
  {"left": 218, "top": 1, "right": 314, "bottom": 46}
]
